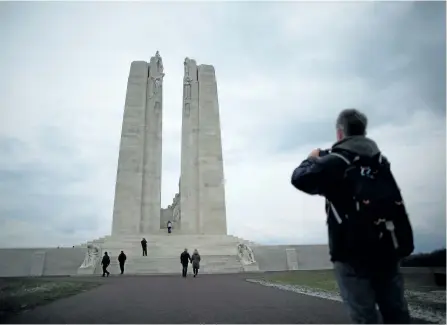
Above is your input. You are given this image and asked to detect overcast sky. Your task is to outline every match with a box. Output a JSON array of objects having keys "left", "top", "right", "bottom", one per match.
[{"left": 0, "top": 1, "right": 445, "bottom": 253}]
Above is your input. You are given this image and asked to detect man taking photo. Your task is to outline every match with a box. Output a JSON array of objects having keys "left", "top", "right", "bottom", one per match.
[{"left": 291, "top": 108, "right": 414, "bottom": 324}]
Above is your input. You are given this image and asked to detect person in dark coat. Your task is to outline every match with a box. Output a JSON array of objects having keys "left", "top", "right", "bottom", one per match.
[
  {"left": 118, "top": 250, "right": 127, "bottom": 275},
  {"left": 167, "top": 220, "right": 172, "bottom": 234},
  {"left": 290, "top": 108, "right": 411, "bottom": 324},
  {"left": 191, "top": 249, "right": 201, "bottom": 277},
  {"left": 141, "top": 238, "right": 147, "bottom": 256},
  {"left": 101, "top": 252, "right": 110, "bottom": 277},
  {"left": 180, "top": 248, "right": 192, "bottom": 278}
]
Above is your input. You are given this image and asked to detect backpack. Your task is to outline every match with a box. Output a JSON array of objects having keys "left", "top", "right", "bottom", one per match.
[{"left": 327, "top": 151, "right": 414, "bottom": 260}]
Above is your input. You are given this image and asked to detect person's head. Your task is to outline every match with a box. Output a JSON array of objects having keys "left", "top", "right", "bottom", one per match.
[
  {"left": 121, "top": 250, "right": 124, "bottom": 254},
  {"left": 184, "top": 248, "right": 188, "bottom": 252},
  {"left": 194, "top": 249, "right": 198, "bottom": 254},
  {"left": 104, "top": 251, "right": 108, "bottom": 255},
  {"left": 336, "top": 108, "right": 368, "bottom": 141}
]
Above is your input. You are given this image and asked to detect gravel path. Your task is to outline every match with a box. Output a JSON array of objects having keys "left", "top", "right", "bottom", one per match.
[{"left": 4, "top": 274, "right": 352, "bottom": 324}]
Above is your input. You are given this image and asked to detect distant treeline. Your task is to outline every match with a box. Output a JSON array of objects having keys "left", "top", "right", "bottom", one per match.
[{"left": 401, "top": 248, "right": 446, "bottom": 267}]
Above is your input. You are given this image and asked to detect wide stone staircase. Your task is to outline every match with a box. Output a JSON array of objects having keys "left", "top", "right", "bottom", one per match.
[{"left": 83, "top": 232, "right": 258, "bottom": 275}]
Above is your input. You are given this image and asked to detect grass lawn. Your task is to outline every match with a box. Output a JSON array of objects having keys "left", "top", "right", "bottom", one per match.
[
  {"left": 0, "top": 278, "right": 102, "bottom": 320},
  {"left": 261, "top": 270, "right": 339, "bottom": 293},
  {"left": 257, "top": 270, "right": 446, "bottom": 314}
]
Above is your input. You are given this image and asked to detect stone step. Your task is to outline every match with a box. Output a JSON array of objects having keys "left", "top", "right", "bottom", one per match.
[
  {"left": 78, "top": 235, "right": 257, "bottom": 248},
  {"left": 95, "top": 255, "right": 243, "bottom": 275}
]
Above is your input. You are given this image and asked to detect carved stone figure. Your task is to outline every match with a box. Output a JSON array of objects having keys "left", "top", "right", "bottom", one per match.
[
  {"left": 237, "top": 243, "right": 256, "bottom": 265},
  {"left": 149, "top": 76, "right": 163, "bottom": 96},
  {"left": 155, "top": 51, "right": 164, "bottom": 75},
  {"left": 184, "top": 82, "right": 191, "bottom": 100},
  {"left": 80, "top": 244, "right": 100, "bottom": 268},
  {"left": 184, "top": 103, "right": 191, "bottom": 116},
  {"left": 184, "top": 57, "right": 190, "bottom": 77}
]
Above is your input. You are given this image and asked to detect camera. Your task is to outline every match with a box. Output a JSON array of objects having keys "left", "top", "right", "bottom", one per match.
[{"left": 319, "top": 149, "right": 331, "bottom": 157}]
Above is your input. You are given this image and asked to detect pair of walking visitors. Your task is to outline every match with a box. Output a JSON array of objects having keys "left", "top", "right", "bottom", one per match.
[
  {"left": 100, "top": 251, "right": 127, "bottom": 276},
  {"left": 180, "top": 248, "right": 201, "bottom": 277}
]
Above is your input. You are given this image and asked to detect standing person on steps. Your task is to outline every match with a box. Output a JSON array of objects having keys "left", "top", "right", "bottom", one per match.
[
  {"left": 141, "top": 238, "right": 147, "bottom": 256},
  {"left": 191, "top": 249, "right": 201, "bottom": 277},
  {"left": 291, "top": 108, "right": 414, "bottom": 324},
  {"left": 118, "top": 250, "right": 127, "bottom": 275},
  {"left": 180, "top": 248, "right": 192, "bottom": 278},
  {"left": 101, "top": 252, "right": 110, "bottom": 277}
]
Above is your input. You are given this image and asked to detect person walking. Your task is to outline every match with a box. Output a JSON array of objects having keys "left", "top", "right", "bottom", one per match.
[
  {"left": 167, "top": 220, "right": 172, "bottom": 234},
  {"left": 291, "top": 108, "right": 414, "bottom": 324},
  {"left": 101, "top": 252, "right": 110, "bottom": 277},
  {"left": 180, "top": 248, "right": 192, "bottom": 278},
  {"left": 118, "top": 250, "right": 127, "bottom": 275},
  {"left": 141, "top": 238, "right": 147, "bottom": 256},
  {"left": 191, "top": 249, "right": 201, "bottom": 277}
]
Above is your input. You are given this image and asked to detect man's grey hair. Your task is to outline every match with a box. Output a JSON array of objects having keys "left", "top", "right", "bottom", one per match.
[{"left": 336, "top": 108, "right": 368, "bottom": 136}]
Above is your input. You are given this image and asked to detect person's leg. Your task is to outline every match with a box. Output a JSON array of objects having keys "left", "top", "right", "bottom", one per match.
[
  {"left": 374, "top": 263, "right": 410, "bottom": 324},
  {"left": 120, "top": 263, "right": 124, "bottom": 274},
  {"left": 102, "top": 265, "right": 106, "bottom": 277},
  {"left": 333, "top": 261, "right": 379, "bottom": 324},
  {"left": 182, "top": 266, "right": 186, "bottom": 277}
]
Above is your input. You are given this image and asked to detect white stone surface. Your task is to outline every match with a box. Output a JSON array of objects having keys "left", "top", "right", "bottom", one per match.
[
  {"left": 112, "top": 53, "right": 163, "bottom": 236},
  {"left": 29, "top": 251, "right": 46, "bottom": 276},
  {"left": 180, "top": 58, "right": 200, "bottom": 234},
  {"left": 286, "top": 248, "right": 299, "bottom": 270},
  {"left": 141, "top": 54, "right": 163, "bottom": 234},
  {"left": 180, "top": 59, "right": 227, "bottom": 235},
  {"left": 112, "top": 60, "right": 148, "bottom": 235},
  {"left": 197, "top": 65, "right": 227, "bottom": 235},
  {"left": 0, "top": 248, "right": 86, "bottom": 277}
]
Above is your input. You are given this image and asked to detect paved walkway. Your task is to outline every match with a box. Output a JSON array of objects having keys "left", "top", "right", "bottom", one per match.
[{"left": 3, "top": 273, "right": 427, "bottom": 324}]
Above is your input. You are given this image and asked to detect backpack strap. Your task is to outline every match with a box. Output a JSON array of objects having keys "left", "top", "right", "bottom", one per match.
[
  {"left": 329, "top": 152, "right": 351, "bottom": 165},
  {"left": 330, "top": 151, "right": 384, "bottom": 166}
]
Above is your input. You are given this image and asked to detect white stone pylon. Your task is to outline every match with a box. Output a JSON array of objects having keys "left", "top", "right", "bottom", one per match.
[
  {"left": 180, "top": 58, "right": 227, "bottom": 235},
  {"left": 111, "top": 52, "right": 163, "bottom": 236}
]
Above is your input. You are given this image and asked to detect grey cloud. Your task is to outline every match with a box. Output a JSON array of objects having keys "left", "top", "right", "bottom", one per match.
[{"left": 0, "top": 2, "right": 445, "bottom": 251}]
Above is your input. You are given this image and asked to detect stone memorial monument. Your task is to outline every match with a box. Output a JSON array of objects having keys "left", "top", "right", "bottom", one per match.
[
  {"left": 75, "top": 52, "right": 258, "bottom": 275},
  {"left": 0, "top": 52, "right": 331, "bottom": 277}
]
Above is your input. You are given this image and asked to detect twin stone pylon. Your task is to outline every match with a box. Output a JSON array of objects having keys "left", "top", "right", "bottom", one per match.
[{"left": 111, "top": 52, "right": 227, "bottom": 237}]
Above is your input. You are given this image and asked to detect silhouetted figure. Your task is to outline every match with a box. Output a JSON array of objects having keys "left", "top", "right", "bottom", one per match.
[
  {"left": 101, "top": 252, "right": 110, "bottom": 277},
  {"left": 118, "top": 250, "right": 127, "bottom": 275},
  {"left": 191, "top": 249, "right": 201, "bottom": 277},
  {"left": 180, "top": 248, "right": 192, "bottom": 278},
  {"left": 167, "top": 220, "right": 172, "bottom": 234},
  {"left": 141, "top": 238, "right": 147, "bottom": 256},
  {"left": 291, "top": 108, "right": 413, "bottom": 324}
]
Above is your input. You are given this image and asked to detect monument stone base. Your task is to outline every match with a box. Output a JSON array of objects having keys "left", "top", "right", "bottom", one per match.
[{"left": 77, "top": 231, "right": 260, "bottom": 275}]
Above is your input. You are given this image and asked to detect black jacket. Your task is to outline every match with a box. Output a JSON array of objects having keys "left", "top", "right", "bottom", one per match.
[
  {"left": 118, "top": 253, "right": 127, "bottom": 264},
  {"left": 291, "top": 136, "right": 390, "bottom": 263},
  {"left": 101, "top": 255, "right": 110, "bottom": 266},
  {"left": 180, "top": 251, "right": 191, "bottom": 266}
]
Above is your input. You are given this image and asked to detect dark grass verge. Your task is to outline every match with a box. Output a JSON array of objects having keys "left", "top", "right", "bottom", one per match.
[
  {"left": 251, "top": 270, "right": 446, "bottom": 317},
  {"left": 0, "top": 278, "right": 102, "bottom": 322}
]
